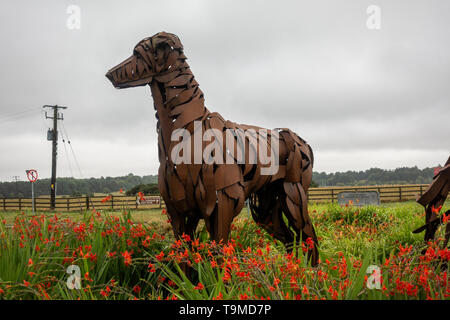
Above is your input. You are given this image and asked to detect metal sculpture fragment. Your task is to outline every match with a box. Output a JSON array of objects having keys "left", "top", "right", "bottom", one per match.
[
  {"left": 106, "top": 32, "right": 319, "bottom": 265},
  {"left": 413, "top": 156, "right": 450, "bottom": 247}
]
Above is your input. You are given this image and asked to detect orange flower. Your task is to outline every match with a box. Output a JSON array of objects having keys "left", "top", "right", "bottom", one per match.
[
  {"left": 84, "top": 272, "right": 93, "bottom": 282},
  {"left": 302, "top": 285, "right": 309, "bottom": 295},
  {"left": 443, "top": 212, "right": 450, "bottom": 224},
  {"left": 101, "top": 195, "right": 112, "bottom": 203},
  {"left": 431, "top": 205, "right": 442, "bottom": 214},
  {"left": 273, "top": 278, "right": 281, "bottom": 287},
  {"left": 28, "top": 258, "right": 33, "bottom": 267},
  {"left": 122, "top": 250, "right": 132, "bottom": 266},
  {"left": 213, "top": 292, "right": 223, "bottom": 300},
  {"left": 100, "top": 288, "right": 109, "bottom": 297},
  {"left": 148, "top": 262, "right": 156, "bottom": 273},
  {"left": 156, "top": 251, "right": 164, "bottom": 261}
]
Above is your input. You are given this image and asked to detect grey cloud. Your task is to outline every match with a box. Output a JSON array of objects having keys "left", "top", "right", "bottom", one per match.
[{"left": 0, "top": 0, "right": 449, "bottom": 181}]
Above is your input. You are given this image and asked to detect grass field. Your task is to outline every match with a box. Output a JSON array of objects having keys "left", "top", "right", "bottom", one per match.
[{"left": 0, "top": 201, "right": 449, "bottom": 300}]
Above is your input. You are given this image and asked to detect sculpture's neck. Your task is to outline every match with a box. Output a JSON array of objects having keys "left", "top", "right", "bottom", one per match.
[{"left": 149, "top": 62, "right": 208, "bottom": 163}]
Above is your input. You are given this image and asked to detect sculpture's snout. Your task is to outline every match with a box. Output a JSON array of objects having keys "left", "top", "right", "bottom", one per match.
[{"left": 106, "top": 55, "right": 153, "bottom": 89}]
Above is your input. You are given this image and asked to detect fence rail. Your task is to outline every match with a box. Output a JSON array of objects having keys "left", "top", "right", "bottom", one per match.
[
  {"left": 0, "top": 184, "right": 443, "bottom": 212},
  {"left": 307, "top": 184, "right": 433, "bottom": 203},
  {"left": 0, "top": 195, "right": 164, "bottom": 212}
]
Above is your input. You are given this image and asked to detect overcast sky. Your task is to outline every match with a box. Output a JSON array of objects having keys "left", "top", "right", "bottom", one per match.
[{"left": 0, "top": 0, "right": 449, "bottom": 182}]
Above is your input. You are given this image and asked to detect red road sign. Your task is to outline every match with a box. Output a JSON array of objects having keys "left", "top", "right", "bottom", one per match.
[{"left": 26, "top": 169, "right": 38, "bottom": 183}]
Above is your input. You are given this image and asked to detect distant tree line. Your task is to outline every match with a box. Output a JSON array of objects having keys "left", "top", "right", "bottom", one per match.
[
  {"left": 125, "top": 184, "right": 160, "bottom": 196},
  {"left": 312, "top": 166, "right": 436, "bottom": 187},
  {"left": 0, "top": 166, "right": 438, "bottom": 198},
  {"left": 0, "top": 173, "right": 157, "bottom": 198}
]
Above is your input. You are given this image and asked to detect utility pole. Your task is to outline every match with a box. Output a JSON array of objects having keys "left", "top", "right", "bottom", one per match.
[{"left": 43, "top": 105, "right": 67, "bottom": 210}]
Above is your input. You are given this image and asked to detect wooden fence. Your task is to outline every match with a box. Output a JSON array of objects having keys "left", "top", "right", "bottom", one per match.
[
  {"left": 0, "top": 184, "right": 442, "bottom": 212},
  {"left": 0, "top": 195, "right": 163, "bottom": 212},
  {"left": 307, "top": 184, "right": 433, "bottom": 203}
]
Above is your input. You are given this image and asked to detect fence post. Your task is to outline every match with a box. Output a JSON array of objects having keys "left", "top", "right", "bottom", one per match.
[
  {"left": 136, "top": 195, "right": 138, "bottom": 209},
  {"left": 111, "top": 195, "right": 114, "bottom": 211},
  {"left": 3, "top": 198, "right": 5, "bottom": 211},
  {"left": 67, "top": 198, "right": 70, "bottom": 211},
  {"left": 331, "top": 189, "right": 334, "bottom": 203},
  {"left": 86, "top": 196, "right": 90, "bottom": 210},
  {"left": 419, "top": 185, "right": 423, "bottom": 196},
  {"left": 159, "top": 195, "right": 162, "bottom": 209},
  {"left": 19, "top": 198, "right": 22, "bottom": 211},
  {"left": 399, "top": 186, "right": 402, "bottom": 202}
]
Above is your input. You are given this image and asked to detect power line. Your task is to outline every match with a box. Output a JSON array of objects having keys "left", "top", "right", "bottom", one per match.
[
  {"left": 0, "top": 107, "right": 40, "bottom": 118},
  {"left": 60, "top": 120, "right": 84, "bottom": 178},
  {"left": 60, "top": 129, "right": 75, "bottom": 178},
  {"left": 0, "top": 108, "right": 41, "bottom": 125}
]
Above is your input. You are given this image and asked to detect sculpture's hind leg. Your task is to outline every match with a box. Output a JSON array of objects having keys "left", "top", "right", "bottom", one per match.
[
  {"left": 282, "top": 181, "right": 319, "bottom": 265},
  {"left": 250, "top": 185, "right": 295, "bottom": 245},
  {"left": 250, "top": 182, "right": 319, "bottom": 266}
]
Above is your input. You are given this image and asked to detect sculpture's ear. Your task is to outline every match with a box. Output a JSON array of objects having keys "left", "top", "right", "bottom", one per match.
[
  {"left": 152, "top": 32, "right": 183, "bottom": 52},
  {"left": 152, "top": 33, "right": 186, "bottom": 71}
]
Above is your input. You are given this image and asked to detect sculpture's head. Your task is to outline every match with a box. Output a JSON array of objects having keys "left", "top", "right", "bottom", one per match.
[{"left": 106, "top": 32, "right": 184, "bottom": 89}]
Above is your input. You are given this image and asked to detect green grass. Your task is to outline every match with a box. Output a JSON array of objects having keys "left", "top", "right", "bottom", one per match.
[{"left": 0, "top": 201, "right": 449, "bottom": 300}]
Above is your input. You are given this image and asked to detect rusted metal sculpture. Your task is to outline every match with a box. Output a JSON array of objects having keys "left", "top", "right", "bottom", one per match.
[
  {"left": 106, "top": 32, "right": 319, "bottom": 265},
  {"left": 413, "top": 156, "right": 450, "bottom": 247}
]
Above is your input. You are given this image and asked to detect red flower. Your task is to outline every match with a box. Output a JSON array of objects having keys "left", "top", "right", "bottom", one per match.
[
  {"left": 28, "top": 258, "right": 33, "bottom": 267},
  {"left": 302, "top": 285, "right": 309, "bottom": 295},
  {"left": 434, "top": 167, "right": 441, "bottom": 176},
  {"left": 194, "top": 282, "right": 204, "bottom": 290},
  {"left": 132, "top": 285, "right": 141, "bottom": 294},
  {"left": 122, "top": 251, "right": 132, "bottom": 266},
  {"left": 101, "top": 195, "right": 112, "bottom": 203},
  {"left": 156, "top": 251, "right": 164, "bottom": 262},
  {"left": 213, "top": 292, "right": 223, "bottom": 300},
  {"left": 306, "top": 237, "right": 315, "bottom": 249},
  {"left": 273, "top": 278, "right": 281, "bottom": 287},
  {"left": 100, "top": 288, "right": 109, "bottom": 297}
]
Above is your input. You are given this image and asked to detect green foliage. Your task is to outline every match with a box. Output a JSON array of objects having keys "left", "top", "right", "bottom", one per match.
[
  {"left": 313, "top": 166, "right": 436, "bottom": 187},
  {"left": 126, "top": 184, "right": 160, "bottom": 196},
  {"left": 0, "top": 201, "right": 449, "bottom": 300}
]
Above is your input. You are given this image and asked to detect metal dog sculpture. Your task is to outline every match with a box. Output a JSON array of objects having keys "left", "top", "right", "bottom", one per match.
[
  {"left": 106, "top": 32, "right": 319, "bottom": 265},
  {"left": 413, "top": 156, "right": 450, "bottom": 248}
]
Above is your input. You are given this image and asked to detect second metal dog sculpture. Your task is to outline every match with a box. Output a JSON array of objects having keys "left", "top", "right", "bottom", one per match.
[
  {"left": 414, "top": 156, "right": 450, "bottom": 248},
  {"left": 106, "top": 32, "right": 319, "bottom": 265}
]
